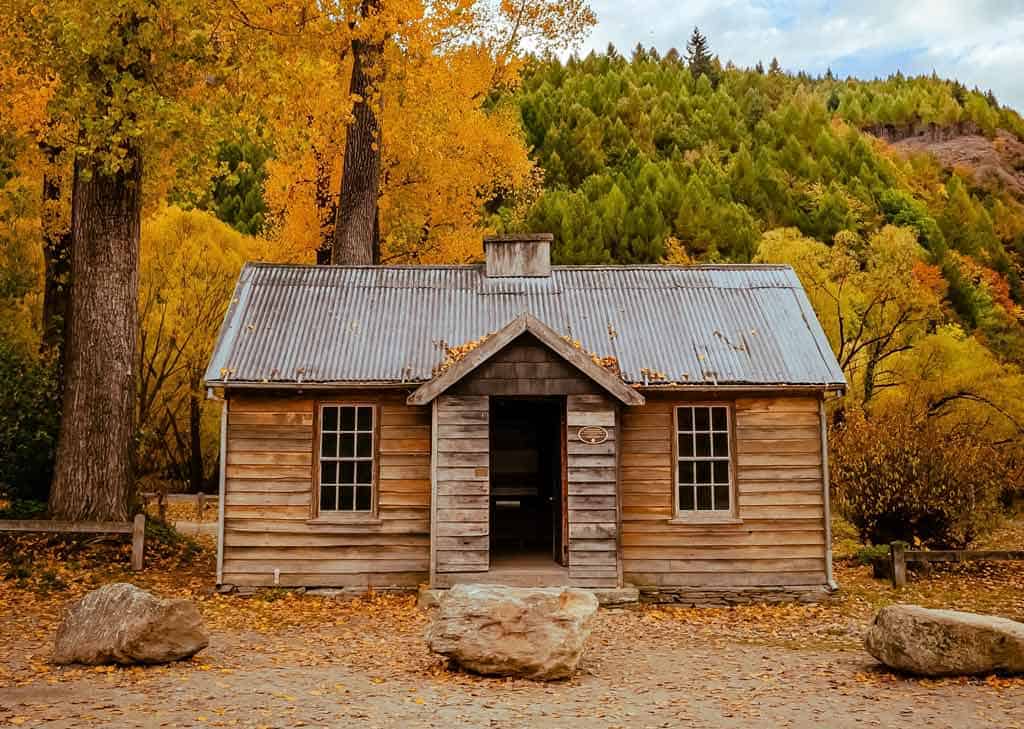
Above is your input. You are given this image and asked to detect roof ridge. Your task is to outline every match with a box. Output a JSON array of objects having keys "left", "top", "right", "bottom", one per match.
[{"left": 243, "top": 261, "right": 794, "bottom": 271}]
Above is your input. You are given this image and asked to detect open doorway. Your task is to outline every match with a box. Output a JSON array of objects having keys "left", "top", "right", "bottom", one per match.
[{"left": 489, "top": 397, "right": 565, "bottom": 566}]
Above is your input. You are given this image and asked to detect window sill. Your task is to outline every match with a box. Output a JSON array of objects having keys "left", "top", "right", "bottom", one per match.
[
  {"left": 666, "top": 516, "right": 743, "bottom": 526},
  {"left": 307, "top": 515, "right": 383, "bottom": 527}
]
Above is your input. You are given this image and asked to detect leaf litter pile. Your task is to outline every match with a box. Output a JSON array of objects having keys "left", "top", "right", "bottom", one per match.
[{"left": 1, "top": 524, "right": 1022, "bottom": 728}]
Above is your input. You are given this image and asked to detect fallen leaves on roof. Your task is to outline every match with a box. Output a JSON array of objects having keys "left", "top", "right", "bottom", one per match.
[{"left": 433, "top": 332, "right": 494, "bottom": 376}]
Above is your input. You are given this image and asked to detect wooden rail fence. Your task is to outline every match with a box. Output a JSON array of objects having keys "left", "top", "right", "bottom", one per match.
[
  {"left": 140, "top": 491, "right": 214, "bottom": 522},
  {"left": 0, "top": 514, "right": 146, "bottom": 571},
  {"left": 890, "top": 542, "right": 1024, "bottom": 587}
]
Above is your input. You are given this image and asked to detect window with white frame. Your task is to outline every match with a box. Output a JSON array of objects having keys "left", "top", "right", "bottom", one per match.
[
  {"left": 318, "top": 404, "right": 374, "bottom": 513},
  {"left": 676, "top": 405, "right": 732, "bottom": 514}
]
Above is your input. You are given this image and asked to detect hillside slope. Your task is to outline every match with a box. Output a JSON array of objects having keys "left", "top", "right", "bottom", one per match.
[
  {"left": 889, "top": 129, "right": 1024, "bottom": 201},
  {"left": 502, "top": 51, "right": 1024, "bottom": 368}
]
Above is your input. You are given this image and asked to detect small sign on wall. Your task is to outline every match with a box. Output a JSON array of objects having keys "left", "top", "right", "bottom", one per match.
[{"left": 577, "top": 425, "right": 609, "bottom": 445}]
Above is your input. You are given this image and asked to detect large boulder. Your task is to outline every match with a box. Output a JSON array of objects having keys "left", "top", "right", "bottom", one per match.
[
  {"left": 53, "top": 583, "right": 208, "bottom": 665},
  {"left": 426, "top": 584, "right": 599, "bottom": 680},
  {"left": 865, "top": 604, "right": 1024, "bottom": 676}
]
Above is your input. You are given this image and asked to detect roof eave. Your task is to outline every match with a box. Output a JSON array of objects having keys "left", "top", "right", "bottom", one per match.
[
  {"left": 206, "top": 380, "right": 417, "bottom": 390},
  {"left": 206, "top": 380, "right": 847, "bottom": 394},
  {"left": 637, "top": 382, "right": 846, "bottom": 394}
]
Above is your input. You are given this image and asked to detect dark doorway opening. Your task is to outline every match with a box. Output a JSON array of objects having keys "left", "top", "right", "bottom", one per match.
[{"left": 489, "top": 397, "right": 565, "bottom": 565}]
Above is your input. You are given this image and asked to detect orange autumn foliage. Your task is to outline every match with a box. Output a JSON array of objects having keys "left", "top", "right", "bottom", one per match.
[{"left": 255, "top": 0, "right": 593, "bottom": 264}]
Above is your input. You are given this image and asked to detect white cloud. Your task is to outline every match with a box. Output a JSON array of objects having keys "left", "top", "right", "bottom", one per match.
[{"left": 580, "top": 0, "right": 1024, "bottom": 110}]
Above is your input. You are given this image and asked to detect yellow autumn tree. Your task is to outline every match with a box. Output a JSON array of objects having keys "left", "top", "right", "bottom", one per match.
[
  {"left": 252, "top": 0, "right": 593, "bottom": 264},
  {"left": 3, "top": 0, "right": 242, "bottom": 520},
  {"left": 756, "top": 225, "right": 945, "bottom": 405},
  {"left": 136, "top": 206, "right": 264, "bottom": 492}
]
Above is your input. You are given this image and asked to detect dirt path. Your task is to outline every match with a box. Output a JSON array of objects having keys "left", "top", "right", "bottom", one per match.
[{"left": 2, "top": 605, "right": 1021, "bottom": 729}]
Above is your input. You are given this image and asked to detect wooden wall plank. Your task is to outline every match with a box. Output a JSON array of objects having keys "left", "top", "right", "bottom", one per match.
[
  {"left": 619, "top": 393, "right": 829, "bottom": 590},
  {"left": 221, "top": 390, "right": 431, "bottom": 589},
  {"left": 566, "top": 393, "right": 619, "bottom": 585},
  {"left": 433, "top": 393, "right": 489, "bottom": 573}
]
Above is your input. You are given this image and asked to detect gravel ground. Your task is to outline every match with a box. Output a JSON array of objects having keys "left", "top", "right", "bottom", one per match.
[{"left": 2, "top": 603, "right": 1021, "bottom": 729}]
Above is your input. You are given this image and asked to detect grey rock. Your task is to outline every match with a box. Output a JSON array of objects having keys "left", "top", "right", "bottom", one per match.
[
  {"left": 426, "top": 584, "right": 598, "bottom": 680},
  {"left": 417, "top": 587, "right": 445, "bottom": 610},
  {"left": 53, "top": 583, "right": 208, "bottom": 665},
  {"left": 592, "top": 586, "right": 639, "bottom": 607},
  {"left": 865, "top": 604, "right": 1024, "bottom": 676}
]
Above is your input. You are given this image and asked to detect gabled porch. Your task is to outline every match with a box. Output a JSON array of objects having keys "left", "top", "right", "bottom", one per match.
[{"left": 408, "top": 313, "right": 644, "bottom": 589}]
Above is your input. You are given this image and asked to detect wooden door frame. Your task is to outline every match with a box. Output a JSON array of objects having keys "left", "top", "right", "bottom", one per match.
[
  {"left": 487, "top": 395, "right": 566, "bottom": 564},
  {"left": 559, "top": 396, "right": 569, "bottom": 565}
]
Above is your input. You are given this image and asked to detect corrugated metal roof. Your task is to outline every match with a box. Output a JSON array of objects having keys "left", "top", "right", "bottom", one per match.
[{"left": 204, "top": 263, "right": 846, "bottom": 388}]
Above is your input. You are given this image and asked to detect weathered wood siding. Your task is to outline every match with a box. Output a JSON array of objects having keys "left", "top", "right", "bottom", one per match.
[
  {"left": 620, "top": 394, "right": 827, "bottom": 588},
  {"left": 222, "top": 390, "right": 431, "bottom": 588},
  {"left": 450, "top": 333, "right": 601, "bottom": 397},
  {"left": 567, "top": 394, "right": 619, "bottom": 588},
  {"left": 433, "top": 394, "right": 489, "bottom": 574}
]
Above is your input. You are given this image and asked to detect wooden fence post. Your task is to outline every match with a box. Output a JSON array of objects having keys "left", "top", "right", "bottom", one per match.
[
  {"left": 890, "top": 542, "right": 907, "bottom": 588},
  {"left": 131, "top": 513, "right": 146, "bottom": 571}
]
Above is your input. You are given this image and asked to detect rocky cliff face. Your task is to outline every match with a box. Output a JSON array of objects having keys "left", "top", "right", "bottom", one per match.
[{"left": 869, "top": 123, "right": 1024, "bottom": 201}]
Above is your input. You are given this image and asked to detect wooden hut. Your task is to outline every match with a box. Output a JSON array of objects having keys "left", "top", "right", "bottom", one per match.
[{"left": 205, "top": 234, "right": 846, "bottom": 603}]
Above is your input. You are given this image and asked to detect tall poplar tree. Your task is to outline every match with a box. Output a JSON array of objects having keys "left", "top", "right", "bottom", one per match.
[
  {"left": 5, "top": 0, "right": 230, "bottom": 520},
  {"left": 327, "top": 0, "right": 596, "bottom": 265},
  {"left": 332, "top": 0, "right": 385, "bottom": 265}
]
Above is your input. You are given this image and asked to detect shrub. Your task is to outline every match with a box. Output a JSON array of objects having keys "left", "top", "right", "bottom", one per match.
[
  {"left": 853, "top": 544, "right": 891, "bottom": 566},
  {"left": 0, "top": 499, "right": 47, "bottom": 519},
  {"left": 830, "top": 410, "right": 1005, "bottom": 549},
  {"left": 0, "top": 342, "right": 60, "bottom": 502}
]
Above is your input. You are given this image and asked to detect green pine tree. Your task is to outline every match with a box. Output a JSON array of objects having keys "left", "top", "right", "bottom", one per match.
[{"left": 685, "top": 27, "right": 716, "bottom": 84}]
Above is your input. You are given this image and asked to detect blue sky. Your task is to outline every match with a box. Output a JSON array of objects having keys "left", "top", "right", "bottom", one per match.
[{"left": 581, "top": 0, "right": 1024, "bottom": 111}]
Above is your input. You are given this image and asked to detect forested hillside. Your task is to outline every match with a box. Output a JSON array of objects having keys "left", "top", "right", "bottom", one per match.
[
  {"left": 511, "top": 48, "right": 1023, "bottom": 290},
  {"left": 501, "top": 42, "right": 1024, "bottom": 541}
]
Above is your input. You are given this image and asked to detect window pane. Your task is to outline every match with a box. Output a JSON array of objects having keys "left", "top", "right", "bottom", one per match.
[
  {"left": 712, "top": 433, "right": 729, "bottom": 457},
  {"left": 712, "top": 407, "right": 727, "bottom": 431},
  {"left": 679, "top": 485, "right": 695, "bottom": 510},
  {"left": 694, "top": 407, "right": 710, "bottom": 431},
  {"left": 678, "top": 433, "right": 694, "bottom": 457},
  {"left": 696, "top": 484, "right": 712, "bottom": 510},
  {"left": 319, "top": 405, "right": 375, "bottom": 515},
  {"left": 695, "top": 433, "right": 711, "bottom": 457},
  {"left": 696, "top": 461, "right": 712, "bottom": 484},
  {"left": 322, "top": 406, "right": 338, "bottom": 432},
  {"left": 713, "top": 460, "right": 729, "bottom": 484},
  {"left": 678, "top": 461, "right": 694, "bottom": 485},
  {"left": 713, "top": 484, "right": 730, "bottom": 511},
  {"left": 678, "top": 407, "right": 693, "bottom": 431}
]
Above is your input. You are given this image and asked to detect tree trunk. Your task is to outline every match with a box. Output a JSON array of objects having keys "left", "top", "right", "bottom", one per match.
[
  {"left": 331, "top": 0, "right": 383, "bottom": 265},
  {"left": 40, "top": 147, "right": 74, "bottom": 390},
  {"left": 863, "top": 341, "right": 880, "bottom": 405},
  {"left": 188, "top": 392, "right": 203, "bottom": 493},
  {"left": 49, "top": 150, "right": 142, "bottom": 522},
  {"left": 314, "top": 145, "right": 337, "bottom": 265}
]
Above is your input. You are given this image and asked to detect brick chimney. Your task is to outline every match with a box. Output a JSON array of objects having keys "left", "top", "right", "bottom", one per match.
[{"left": 483, "top": 233, "right": 552, "bottom": 277}]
